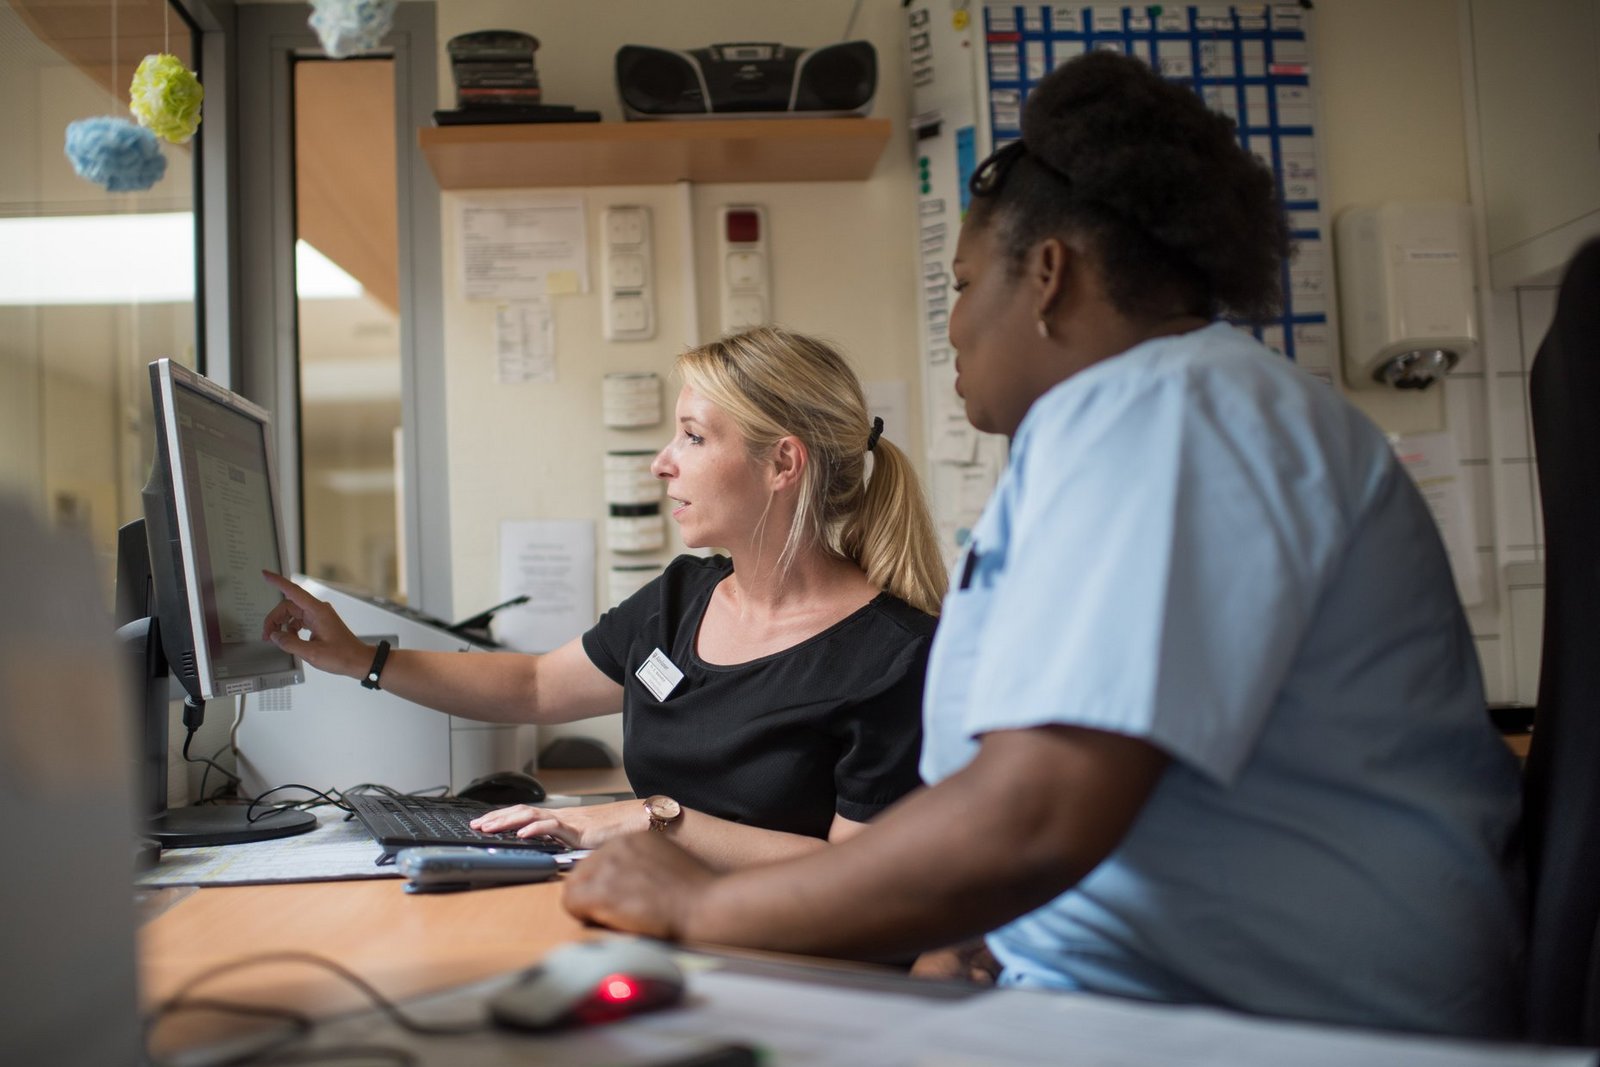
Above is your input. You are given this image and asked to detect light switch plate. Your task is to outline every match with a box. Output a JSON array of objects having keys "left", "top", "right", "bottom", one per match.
[
  {"left": 719, "top": 205, "right": 769, "bottom": 336},
  {"left": 603, "top": 205, "right": 655, "bottom": 341}
]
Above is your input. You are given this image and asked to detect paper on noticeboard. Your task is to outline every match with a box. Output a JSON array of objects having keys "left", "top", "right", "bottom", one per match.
[
  {"left": 1393, "top": 430, "right": 1484, "bottom": 607},
  {"left": 458, "top": 196, "right": 588, "bottom": 301},
  {"left": 495, "top": 298, "right": 555, "bottom": 384},
  {"left": 493, "top": 520, "right": 596, "bottom": 653}
]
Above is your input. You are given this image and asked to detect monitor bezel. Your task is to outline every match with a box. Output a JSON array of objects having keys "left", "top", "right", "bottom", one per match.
[{"left": 152, "top": 358, "right": 303, "bottom": 700}]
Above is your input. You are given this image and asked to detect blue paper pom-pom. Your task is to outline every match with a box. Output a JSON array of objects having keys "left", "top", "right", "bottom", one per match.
[
  {"left": 64, "top": 117, "right": 167, "bottom": 192},
  {"left": 308, "top": 0, "right": 398, "bottom": 59}
]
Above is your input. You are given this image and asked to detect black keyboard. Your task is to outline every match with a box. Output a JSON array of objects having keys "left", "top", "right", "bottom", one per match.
[{"left": 344, "top": 792, "right": 568, "bottom": 856}]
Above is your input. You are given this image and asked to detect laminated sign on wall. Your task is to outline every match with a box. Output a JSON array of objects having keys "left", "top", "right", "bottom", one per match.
[
  {"left": 908, "top": 4, "right": 1337, "bottom": 565},
  {"left": 980, "top": 3, "right": 1334, "bottom": 380}
]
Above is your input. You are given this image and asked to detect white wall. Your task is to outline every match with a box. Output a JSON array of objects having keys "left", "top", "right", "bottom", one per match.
[
  {"left": 1315, "top": 0, "right": 1468, "bottom": 437},
  {"left": 1314, "top": 0, "right": 1547, "bottom": 704},
  {"left": 1486, "top": 283, "right": 1554, "bottom": 705}
]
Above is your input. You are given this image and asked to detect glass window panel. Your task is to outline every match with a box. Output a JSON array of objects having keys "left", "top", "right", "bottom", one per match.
[
  {"left": 293, "top": 56, "right": 403, "bottom": 598},
  {"left": 1, "top": 0, "right": 198, "bottom": 598}
]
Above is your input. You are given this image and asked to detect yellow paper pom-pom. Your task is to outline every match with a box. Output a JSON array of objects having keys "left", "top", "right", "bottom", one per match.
[{"left": 129, "top": 54, "right": 204, "bottom": 145}]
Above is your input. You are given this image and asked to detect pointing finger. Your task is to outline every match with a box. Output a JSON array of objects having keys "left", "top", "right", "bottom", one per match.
[
  {"left": 261, "top": 571, "right": 322, "bottom": 612},
  {"left": 268, "top": 629, "right": 312, "bottom": 657}
]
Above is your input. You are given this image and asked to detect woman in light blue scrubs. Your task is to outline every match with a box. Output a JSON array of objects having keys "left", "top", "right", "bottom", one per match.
[{"left": 564, "top": 50, "right": 1527, "bottom": 1039}]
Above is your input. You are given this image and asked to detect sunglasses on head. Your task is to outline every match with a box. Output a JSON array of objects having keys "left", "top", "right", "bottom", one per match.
[{"left": 967, "top": 139, "right": 1074, "bottom": 198}]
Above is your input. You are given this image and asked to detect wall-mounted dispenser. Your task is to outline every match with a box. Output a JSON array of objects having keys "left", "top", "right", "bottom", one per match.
[{"left": 1334, "top": 202, "right": 1477, "bottom": 390}]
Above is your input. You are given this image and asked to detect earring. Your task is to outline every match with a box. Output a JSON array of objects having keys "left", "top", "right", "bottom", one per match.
[{"left": 1036, "top": 318, "right": 1051, "bottom": 340}]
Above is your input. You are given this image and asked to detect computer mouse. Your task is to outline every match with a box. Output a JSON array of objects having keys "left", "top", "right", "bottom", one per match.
[
  {"left": 458, "top": 770, "right": 547, "bottom": 806},
  {"left": 487, "top": 939, "right": 686, "bottom": 1031}
]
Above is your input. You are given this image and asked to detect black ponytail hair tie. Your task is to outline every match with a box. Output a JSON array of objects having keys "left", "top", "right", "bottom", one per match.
[{"left": 866, "top": 416, "right": 884, "bottom": 453}]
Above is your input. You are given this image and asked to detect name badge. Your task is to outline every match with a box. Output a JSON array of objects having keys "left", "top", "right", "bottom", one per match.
[{"left": 635, "top": 647, "right": 685, "bottom": 702}]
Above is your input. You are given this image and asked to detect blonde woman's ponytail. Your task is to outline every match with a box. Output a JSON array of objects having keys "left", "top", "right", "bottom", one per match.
[
  {"left": 678, "top": 327, "right": 946, "bottom": 615},
  {"left": 840, "top": 434, "right": 945, "bottom": 615}
]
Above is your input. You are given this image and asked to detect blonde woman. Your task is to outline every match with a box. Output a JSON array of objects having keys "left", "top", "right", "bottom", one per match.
[{"left": 263, "top": 326, "right": 944, "bottom": 870}]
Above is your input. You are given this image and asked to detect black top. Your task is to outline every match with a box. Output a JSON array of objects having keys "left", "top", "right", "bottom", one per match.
[{"left": 582, "top": 554, "right": 934, "bottom": 838}]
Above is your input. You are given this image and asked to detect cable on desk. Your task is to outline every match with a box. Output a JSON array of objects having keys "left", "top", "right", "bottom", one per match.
[
  {"left": 196, "top": 736, "right": 238, "bottom": 804},
  {"left": 144, "top": 951, "right": 486, "bottom": 1067},
  {"left": 237, "top": 780, "right": 437, "bottom": 824},
  {"left": 244, "top": 784, "right": 349, "bottom": 823},
  {"left": 143, "top": 995, "right": 312, "bottom": 1067},
  {"left": 230, "top": 691, "right": 248, "bottom": 763},
  {"left": 191, "top": 780, "right": 469, "bottom": 831},
  {"left": 198, "top": 692, "right": 251, "bottom": 803},
  {"left": 182, "top": 722, "right": 241, "bottom": 796}
]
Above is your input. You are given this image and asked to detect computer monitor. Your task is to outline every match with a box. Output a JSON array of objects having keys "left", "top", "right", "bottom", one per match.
[{"left": 116, "top": 358, "right": 316, "bottom": 846}]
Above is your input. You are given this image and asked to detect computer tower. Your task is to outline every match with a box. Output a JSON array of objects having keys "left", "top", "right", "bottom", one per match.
[{"left": 235, "top": 577, "right": 537, "bottom": 798}]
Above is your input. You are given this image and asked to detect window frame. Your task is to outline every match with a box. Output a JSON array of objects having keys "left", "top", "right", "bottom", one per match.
[{"left": 232, "top": 2, "right": 451, "bottom": 615}]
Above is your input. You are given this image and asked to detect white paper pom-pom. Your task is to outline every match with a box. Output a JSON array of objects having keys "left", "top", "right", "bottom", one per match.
[{"left": 308, "top": 0, "right": 398, "bottom": 60}]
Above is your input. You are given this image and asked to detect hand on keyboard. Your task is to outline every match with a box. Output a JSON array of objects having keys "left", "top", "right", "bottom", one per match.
[{"left": 469, "top": 799, "right": 651, "bottom": 850}]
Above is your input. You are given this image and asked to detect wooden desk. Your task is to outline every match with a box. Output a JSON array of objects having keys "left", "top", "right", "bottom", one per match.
[
  {"left": 142, "top": 767, "right": 630, "bottom": 1054},
  {"left": 540, "top": 766, "right": 633, "bottom": 797},
  {"left": 141, "top": 878, "right": 588, "bottom": 1053}
]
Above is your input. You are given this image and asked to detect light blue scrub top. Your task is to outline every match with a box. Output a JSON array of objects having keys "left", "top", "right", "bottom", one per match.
[{"left": 922, "top": 323, "right": 1525, "bottom": 1037}]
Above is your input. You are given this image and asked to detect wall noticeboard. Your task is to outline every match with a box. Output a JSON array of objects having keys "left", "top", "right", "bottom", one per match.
[{"left": 980, "top": 3, "right": 1335, "bottom": 381}]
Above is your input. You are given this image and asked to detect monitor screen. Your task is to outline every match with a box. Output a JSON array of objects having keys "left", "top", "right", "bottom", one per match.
[{"left": 149, "top": 359, "right": 301, "bottom": 700}]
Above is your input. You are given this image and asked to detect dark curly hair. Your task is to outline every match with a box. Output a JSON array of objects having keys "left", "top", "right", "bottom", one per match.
[{"left": 969, "top": 51, "right": 1289, "bottom": 324}]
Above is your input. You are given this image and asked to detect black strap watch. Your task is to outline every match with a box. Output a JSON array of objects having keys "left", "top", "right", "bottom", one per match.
[{"left": 360, "top": 640, "right": 392, "bottom": 690}]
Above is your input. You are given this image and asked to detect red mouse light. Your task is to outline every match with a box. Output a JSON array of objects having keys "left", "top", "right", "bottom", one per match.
[
  {"left": 487, "top": 940, "right": 686, "bottom": 1031},
  {"left": 598, "top": 974, "right": 638, "bottom": 1003}
]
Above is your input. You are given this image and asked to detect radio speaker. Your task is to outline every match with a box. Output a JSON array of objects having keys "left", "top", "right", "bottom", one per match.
[{"left": 616, "top": 41, "right": 876, "bottom": 119}]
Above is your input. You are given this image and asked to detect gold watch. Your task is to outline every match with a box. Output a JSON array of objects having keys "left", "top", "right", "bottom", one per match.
[{"left": 643, "top": 795, "right": 682, "bottom": 832}]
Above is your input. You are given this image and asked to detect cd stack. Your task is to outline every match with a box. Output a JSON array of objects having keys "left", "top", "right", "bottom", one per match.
[{"left": 449, "top": 30, "right": 542, "bottom": 109}]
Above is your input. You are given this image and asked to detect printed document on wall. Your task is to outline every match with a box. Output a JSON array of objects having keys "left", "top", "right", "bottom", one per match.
[
  {"left": 495, "top": 298, "right": 555, "bottom": 384},
  {"left": 458, "top": 196, "right": 589, "bottom": 301},
  {"left": 1392, "top": 431, "right": 1484, "bottom": 606},
  {"left": 494, "top": 520, "right": 595, "bottom": 653}
]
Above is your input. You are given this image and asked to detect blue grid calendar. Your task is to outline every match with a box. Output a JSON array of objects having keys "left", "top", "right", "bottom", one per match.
[{"left": 981, "top": 4, "right": 1332, "bottom": 374}]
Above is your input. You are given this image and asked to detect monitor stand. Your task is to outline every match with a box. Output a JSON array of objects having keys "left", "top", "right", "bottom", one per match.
[
  {"left": 125, "top": 630, "right": 320, "bottom": 847},
  {"left": 116, "top": 527, "right": 318, "bottom": 851},
  {"left": 129, "top": 639, "right": 320, "bottom": 844},
  {"left": 149, "top": 804, "right": 316, "bottom": 847},
  {"left": 117, "top": 516, "right": 319, "bottom": 849}
]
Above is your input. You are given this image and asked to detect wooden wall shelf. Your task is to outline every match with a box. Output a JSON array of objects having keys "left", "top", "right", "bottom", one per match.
[{"left": 418, "top": 118, "right": 892, "bottom": 189}]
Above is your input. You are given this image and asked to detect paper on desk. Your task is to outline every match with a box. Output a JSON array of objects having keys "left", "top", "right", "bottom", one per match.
[
  {"left": 185, "top": 963, "right": 953, "bottom": 1067},
  {"left": 135, "top": 809, "right": 397, "bottom": 887},
  {"left": 157, "top": 956, "right": 1596, "bottom": 1067},
  {"left": 826, "top": 987, "right": 1597, "bottom": 1067}
]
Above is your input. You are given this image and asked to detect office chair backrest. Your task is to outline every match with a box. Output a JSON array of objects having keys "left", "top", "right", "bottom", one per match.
[{"left": 1523, "top": 237, "right": 1600, "bottom": 1045}]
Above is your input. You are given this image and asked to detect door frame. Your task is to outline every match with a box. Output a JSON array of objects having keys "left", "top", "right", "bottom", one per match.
[{"left": 236, "top": 1, "right": 451, "bottom": 616}]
